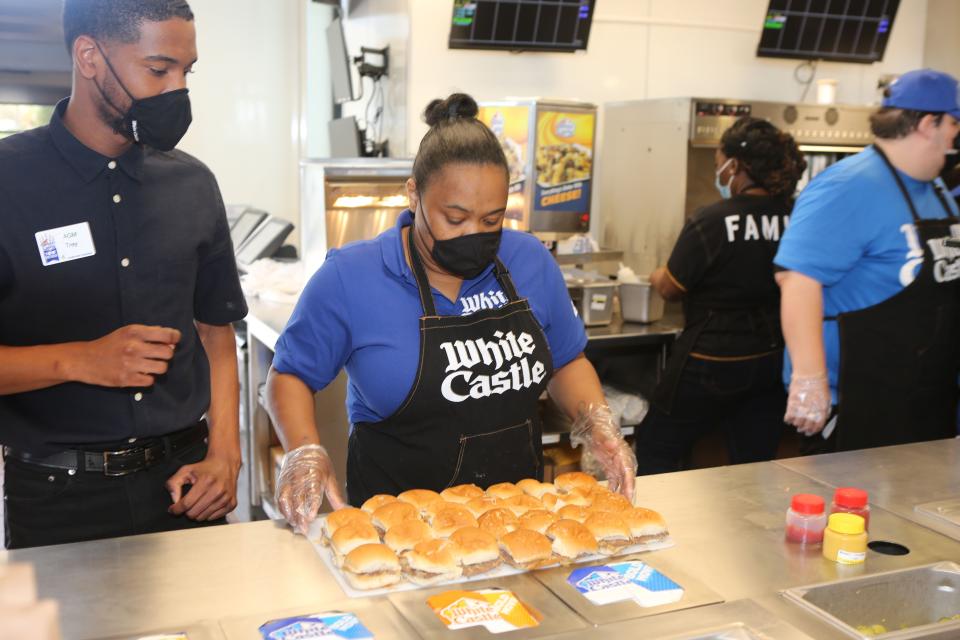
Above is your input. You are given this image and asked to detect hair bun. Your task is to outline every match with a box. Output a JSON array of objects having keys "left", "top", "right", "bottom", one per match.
[{"left": 424, "top": 93, "right": 479, "bottom": 127}]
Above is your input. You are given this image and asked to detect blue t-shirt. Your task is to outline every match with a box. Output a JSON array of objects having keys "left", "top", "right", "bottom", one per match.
[
  {"left": 774, "top": 146, "right": 960, "bottom": 402},
  {"left": 273, "top": 210, "right": 587, "bottom": 424}
]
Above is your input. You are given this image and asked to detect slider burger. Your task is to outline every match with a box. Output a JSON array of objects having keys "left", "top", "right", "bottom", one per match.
[
  {"left": 401, "top": 538, "right": 463, "bottom": 585},
  {"left": 542, "top": 490, "right": 590, "bottom": 512},
  {"left": 430, "top": 505, "right": 478, "bottom": 537},
  {"left": 478, "top": 508, "right": 519, "bottom": 539},
  {"left": 540, "top": 493, "right": 563, "bottom": 512},
  {"left": 554, "top": 471, "right": 598, "bottom": 494},
  {"left": 465, "top": 496, "right": 502, "bottom": 518},
  {"left": 499, "top": 528, "right": 554, "bottom": 570},
  {"left": 372, "top": 501, "right": 419, "bottom": 533},
  {"left": 622, "top": 507, "right": 669, "bottom": 544},
  {"left": 383, "top": 519, "right": 435, "bottom": 554},
  {"left": 485, "top": 482, "right": 523, "bottom": 500},
  {"left": 583, "top": 512, "right": 633, "bottom": 555},
  {"left": 501, "top": 494, "right": 544, "bottom": 517},
  {"left": 517, "top": 478, "right": 556, "bottom": 499},
  {"left": 397, "top": 489, "right": 443, "bottom": 515},
  {"left": 330, "top": 522, "right": 381, "bottom": 565},
  {"left": 546, "top": 519, "right": 598, "bottom": 561},
  {"left": 517, "top": 509, "right": 558, "bottom": 535},
  {"left": 561, "top": 488, "right": 594, "bottom": 507},
  {"left": 321, "top": 507, "right": 373, "bottom": 545},
  {"left": 450, "top": 527, "right": 502, "bottom": 576},
  {"left": 556, "top": 505, "right": 590, "bottom": 523},
  {"left": 441, "top": 484, "right": 484, "bottom": 504},
  {"left": 422, "top": 500, "right": 456, "bottom": 523},
  {"left": 361, "top": 494, "right": 398, "bottom": 514},
  {"left": 589, "top": 491, "right": 633, "bottom": 513},
  {"left": 341, "top": 543, "right": 401, "bottom": 590}
]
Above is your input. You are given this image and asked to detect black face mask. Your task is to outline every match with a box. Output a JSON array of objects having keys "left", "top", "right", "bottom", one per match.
[
  {"left": 943, "top": 133, "right": 960, "bottom": 180},
  {"left": 93, "top": 42, "right": 193, "bottom": 151},
  {"left": 417, "top": 196, "right": 502, "bottom": 280}
]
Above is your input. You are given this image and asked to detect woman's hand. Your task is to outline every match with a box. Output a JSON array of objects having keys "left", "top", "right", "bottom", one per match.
[
  {"left": 570, "top": 403, "right": 638, "bottom": 501},
  {"left": 275, "top": 444, "right": 347, "bottom": 534}
]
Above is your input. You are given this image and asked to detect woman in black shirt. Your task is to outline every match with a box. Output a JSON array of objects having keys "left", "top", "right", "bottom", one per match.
[{"left": 637, "top": 117, "right": 807, "bottom": 474}]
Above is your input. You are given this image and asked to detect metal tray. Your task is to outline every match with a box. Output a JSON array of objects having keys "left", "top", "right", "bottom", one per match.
[
  {"left": 100, "top": 621, "right": 226, "bottom": 640},
  {"left": 544, "top": 599, "right": 816, "bottom": 639},
  {"left": 218, "top": 598, "right": 419, "bottom": 639},
  {"left": 387, "top": 573, "right": 588, "bottom": 639},
  {"left": 915, "top": 498, "right": 960, "bottom": 528},
  {"left": 663, "top": 624, "right": 772, "bottom": 640},
  {"left": 533, "top": 554, "right": 723, "bottom": 626},
  {"left": 782, "top": 561, "right": 960, "bottom": 638}
]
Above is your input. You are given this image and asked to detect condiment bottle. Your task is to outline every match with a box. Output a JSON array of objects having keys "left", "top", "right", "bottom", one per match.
[
  {"left": 831, "top": 487, "right": 870, "bottom": 530},
  {"left": 822, "top": 513, "right": 868, "bottom": 564},
  {"left": 786, "top": 494, "right": 827, "bottom": 545}
]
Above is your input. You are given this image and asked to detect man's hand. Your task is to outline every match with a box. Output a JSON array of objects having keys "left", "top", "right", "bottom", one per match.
[
  {"left": 166, "top": 452, "right": 241, "bottom": 521},
  {"left": 73, "top": 325, "right": 181, "bottom": 388},
  {"left": 785, "top": 373, "right": 832, "bottom": 435}
]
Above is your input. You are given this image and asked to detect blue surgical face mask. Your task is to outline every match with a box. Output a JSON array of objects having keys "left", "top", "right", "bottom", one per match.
[{"left": 715, "top": 158, "right": 735, "bottom": 199}]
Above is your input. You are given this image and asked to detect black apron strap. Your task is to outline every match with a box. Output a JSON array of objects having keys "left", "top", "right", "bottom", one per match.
[
  {"left": 494, "top": 257, "right": 521, "bottom": 303},
  {"left": 873, "top": 144, "right": 957, "bottom": 221},
  {"left": 406, "top": 222, "right": 438, "bottom": 316}
]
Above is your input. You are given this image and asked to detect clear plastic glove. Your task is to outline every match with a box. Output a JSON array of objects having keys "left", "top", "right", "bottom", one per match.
[
  {"left": 569, "top": 403, "right": 637, "bottom": 502},
  {"left": 785, "top": 373, "right": 831, "bottom": 436},
  {"left": 274, "top": 444, "right": 347, "bottom": 535}
]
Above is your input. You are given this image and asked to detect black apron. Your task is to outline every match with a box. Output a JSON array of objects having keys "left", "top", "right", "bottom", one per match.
[
  {"left": 653, "top": 300, "right": 782, "bottom": 414},
  {"left": 345, "top": 226, "right": 555, "bottom": 506},
  {"left": 832, "top": 146, "right": 960, "bottom": 451}
]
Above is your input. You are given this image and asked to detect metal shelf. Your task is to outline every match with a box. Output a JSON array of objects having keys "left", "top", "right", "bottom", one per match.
[{"left": 555, "top": 250, "right": 624, "bottom": 266}]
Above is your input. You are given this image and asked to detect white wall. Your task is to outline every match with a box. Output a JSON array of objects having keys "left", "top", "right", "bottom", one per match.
[
  {"left": 178, "top": 0, "right": 304, "bottom": 243},
  {"left": 924, "top": 0, "right": 960, "bottom": 79},
  {"left": 407, "top": 0, "right": 929, "bottom": 154}
]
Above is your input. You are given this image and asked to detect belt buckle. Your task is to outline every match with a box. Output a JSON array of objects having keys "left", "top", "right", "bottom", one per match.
[{"left": 102, "top": 448, "right": 141, "bottom": 477}]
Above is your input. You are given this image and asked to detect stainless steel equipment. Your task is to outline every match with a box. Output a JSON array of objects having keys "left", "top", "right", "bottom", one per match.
[
  {"left": 782, "top": 562, "right": 960, "bottom": 639},
  {"left": 598, "top": 98, "right": 874, "bottom": 274},
  {"left": 564, "top": 268, "right": 617, "bottom": 326},
  {"left": 478, "top": 99, "right": 597, "bottom": 236},
  {"left": 620, "top": 279, "right": 665, "bottom": 324},
  {"left": 300, "top": 158, "right": 413, "bottom": 276}
]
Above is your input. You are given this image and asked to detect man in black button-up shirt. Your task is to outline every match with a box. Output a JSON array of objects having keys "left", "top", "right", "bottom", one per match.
[{"left": 0, "top": 0, "right": 248, "bottom": 548}]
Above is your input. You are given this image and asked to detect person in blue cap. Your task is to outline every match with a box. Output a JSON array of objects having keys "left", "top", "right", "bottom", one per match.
[{"left": 775, "top": 68, "right": 960, "bottom": 453}]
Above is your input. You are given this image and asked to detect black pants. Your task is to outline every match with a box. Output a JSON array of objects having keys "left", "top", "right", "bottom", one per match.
[
  {"left": 636, "top": 352, "right": 787, "bottom": 475},
  {"left": 3, "top": 438, "right": 225, "bottom": 549}
]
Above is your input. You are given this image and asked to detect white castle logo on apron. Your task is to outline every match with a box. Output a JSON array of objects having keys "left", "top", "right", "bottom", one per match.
[
  {"left": 439, "top": 330, "right": 547, "bottom": 403},
  {"left": 899, "top": 223, "right": 960, "bottom": 286}
]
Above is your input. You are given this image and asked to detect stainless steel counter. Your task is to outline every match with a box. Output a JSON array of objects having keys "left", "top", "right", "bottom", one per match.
[{"left": 6, "top": 442, "right": 960, "bottom": 639}]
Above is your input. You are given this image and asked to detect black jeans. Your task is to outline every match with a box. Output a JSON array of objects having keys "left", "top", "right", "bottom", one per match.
[
  {"left": 636, "top": 352, "right": 787, "bottom": 475},
  {"left": 3, "top": 438, "right": 225, "bottom": 549}
]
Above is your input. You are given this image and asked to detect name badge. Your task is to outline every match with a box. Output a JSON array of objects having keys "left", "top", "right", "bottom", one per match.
[{"left": 35, "top": 222, "right": 96, "bottom": 266}]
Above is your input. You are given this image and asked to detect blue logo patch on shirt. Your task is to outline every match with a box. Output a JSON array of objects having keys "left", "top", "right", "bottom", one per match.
[{"left": 459, "top": 289, "right": 509, "bottom": 316}]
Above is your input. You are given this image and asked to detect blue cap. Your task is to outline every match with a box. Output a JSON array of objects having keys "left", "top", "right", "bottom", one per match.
[{"left": 882, "top": 69, "right": 960, "bottom": 119}]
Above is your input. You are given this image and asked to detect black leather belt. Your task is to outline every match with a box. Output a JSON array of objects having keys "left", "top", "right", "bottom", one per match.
[{"left": 2, "top": 421, "right": 208, "bottom": 476}]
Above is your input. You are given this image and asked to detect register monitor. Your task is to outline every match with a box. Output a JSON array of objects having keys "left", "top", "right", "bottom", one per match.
[
  {"left": 230, "top": 208, "right": 268, "bottom": 250},
  {"left": 235, "top": 217, "right": 294, "bottom": 269}
]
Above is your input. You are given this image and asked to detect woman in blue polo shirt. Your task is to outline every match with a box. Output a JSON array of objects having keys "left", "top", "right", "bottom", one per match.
[{"left": 265, "top": 94, "right": 637, "bottom": 532}]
